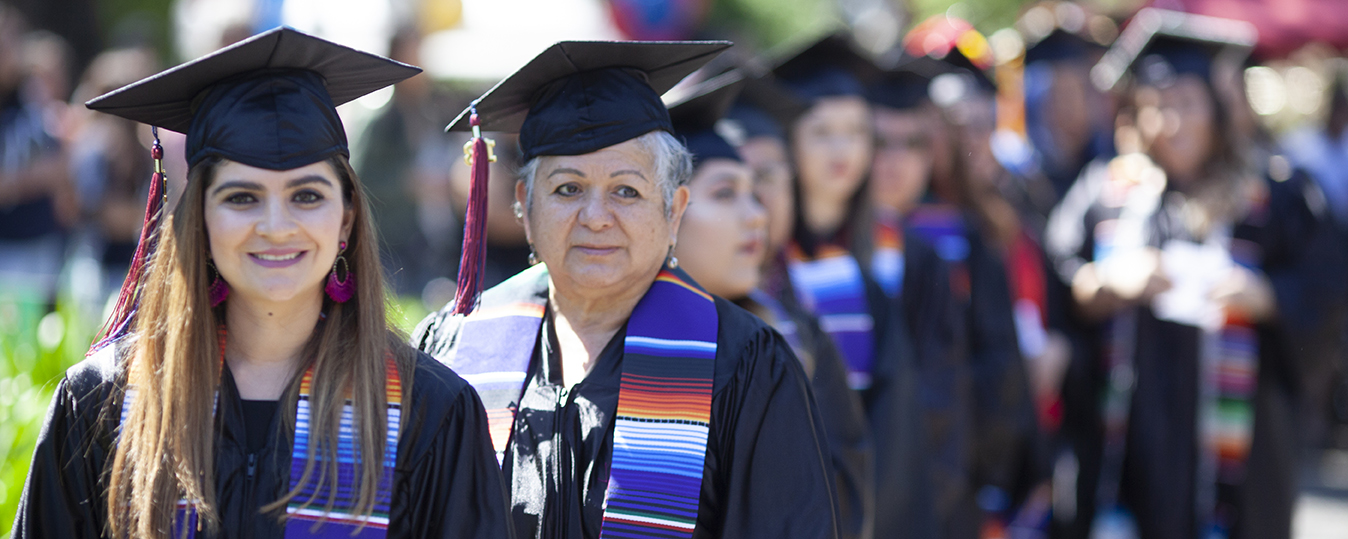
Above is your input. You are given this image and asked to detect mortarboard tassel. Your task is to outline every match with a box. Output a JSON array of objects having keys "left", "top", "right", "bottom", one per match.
[
  {"left": 451, "top": 107, "right": 497, "bottom": 315},
  {"left": 90, "top": 127, "right": 169, "bottom": 353}
]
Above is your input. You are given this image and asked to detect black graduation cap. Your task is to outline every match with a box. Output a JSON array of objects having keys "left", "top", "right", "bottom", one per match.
[
  {"left": 665, "top": 70, "right": 745, "bottom": 165},
  {"left": 933, "top": 45, "right": 996, "bottom": 94},
  {"left": 1025, "top": 29, "right": 1106, "bottom": 65},
  {"left": 868, "top": 54, "right": 942, "bottom": 110},
  {"left": 1090, "top": 8, "right": 1256, "bottom": 92},
  {"left": 770, "top": 33, "right": 880, "bottom": 103},
  {"left": 86, "top": 26, "right": 421, "bottom": 170},
  {"left": 444, "top": 40, "right": 731, "bottom": 162},
  {"left": 720, "top": 67, "right": 807, "bottom": 143}
]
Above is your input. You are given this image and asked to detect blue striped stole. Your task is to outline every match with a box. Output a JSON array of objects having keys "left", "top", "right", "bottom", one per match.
[
  {"left": 118, "top": 331, "right": 402, "bottom": 538},
  {"left": 786, "top": 243, "right": 875, "bottom": 390},
  {"left": 449, "top": 265, "right": 719, "bottom": 538}
]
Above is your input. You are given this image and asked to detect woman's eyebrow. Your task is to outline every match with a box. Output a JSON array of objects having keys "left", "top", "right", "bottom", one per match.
[
  {"left": 610, "top": 169, "right": 647, "bottom": 180},
  {"left": 548, "top": 167, "right": 585, "bottom": 178},
  {"left": 210, "top": 180, "right": 263, "bottom": 196},
  {"left": 286, "top": 175, "right": 333, "bottom": 189}
]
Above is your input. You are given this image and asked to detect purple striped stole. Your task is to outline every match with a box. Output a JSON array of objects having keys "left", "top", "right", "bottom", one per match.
[
  {"left": 118, "top": 335, "right": 402, "bottom": 538},
  {"left": 447, "top": 265, "right": 719, "bottom": 538},
  {"left": 786, "top": 243, "right": 875, "bottom": 390}
]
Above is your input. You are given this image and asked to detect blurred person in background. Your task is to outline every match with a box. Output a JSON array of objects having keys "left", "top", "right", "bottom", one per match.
[
  {"left": 864, "top": 56, "right": 979, "bottom": 539},
  {"left": 65, "top": 47, "right": 159, "bottom": 302},
  {"left": 772, "top": 33, "right": 936, "bottom": 539},
  {"left": 675, "top": 71, "right": 875, "bottom": 539},
  {"left": 1045, "top": 10, "right": 1321, "bottom": 539},
  {"left": 904, "top": 17, "right": 1044, "bottom": 536},
  {"left": 0, "top": 5, "right": 72, "bottom": 306},
  {"left": 354, "top": 25, "right": 465, "bottom": 298}
]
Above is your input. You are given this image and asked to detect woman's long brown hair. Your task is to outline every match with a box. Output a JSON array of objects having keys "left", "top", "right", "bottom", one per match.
[{"left": 107, "top": 154, "right": 415, "bottom": 539}]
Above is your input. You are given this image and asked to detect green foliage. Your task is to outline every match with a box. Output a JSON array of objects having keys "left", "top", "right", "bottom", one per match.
[
  {"left": 907, "top": 0, "right": 1025, "bottom": 35},
  {"left": 0, "top": 286, "right": 101, "bottom": 538},
  {"left": 708, "top": 0, "right": 839, "bottom": 49}
]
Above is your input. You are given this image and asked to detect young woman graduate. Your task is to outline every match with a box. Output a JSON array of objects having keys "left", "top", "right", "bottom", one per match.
[
  {"left": 668, "top": 72, "right": 875, "bottom": 539},
  {"left": 1045, "top": 10, "right": 1320, "bottom": 539},
  {"left": 768, "top": 34, "right": 937, "bottom": 539},
  {"left": 11, "top": 28, "right": 512, "bottom": 539},
  {"left": 413, "top": 41, "right": 838, "bottom": 539}
]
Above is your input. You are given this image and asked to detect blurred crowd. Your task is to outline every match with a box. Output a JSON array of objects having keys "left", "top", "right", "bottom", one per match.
[{"left": 3, "top": 0, "right": 1348, "bottom": 537}]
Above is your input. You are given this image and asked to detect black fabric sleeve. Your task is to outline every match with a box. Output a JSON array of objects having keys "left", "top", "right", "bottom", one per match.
[
  {"left": 389, "top": 355, "right": 513, "bottom": 539},
  {"left": 697, "top": 309, "right": 839, "bottom": 539}
]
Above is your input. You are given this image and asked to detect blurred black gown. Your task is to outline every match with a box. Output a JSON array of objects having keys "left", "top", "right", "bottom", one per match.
[
  {"left": 1045, "top": 157, "right": 1335, "bottom": 539},
  {"left": 414, "top": 270, "right": 839, "bottom": 539},
  {"left": 11, "top": 344, "right": 513, "bottom": 539}
]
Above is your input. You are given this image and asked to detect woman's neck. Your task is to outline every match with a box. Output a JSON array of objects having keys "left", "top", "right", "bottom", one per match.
[
  {"left": 547, "top": 274, "right": 652, "bottom": 387},
  {"left": 802, "top": 194, "right": 849, "bottom": 238},
  {"left": 223, "top": 292, "right": 323, "bottom": 400}
]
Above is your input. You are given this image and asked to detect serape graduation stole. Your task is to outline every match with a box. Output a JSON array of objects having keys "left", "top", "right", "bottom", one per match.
[
  {"left": 285, "top": 355, "right": 402, "bottom": 538},
  {"left": 906, "top": 204, "right": 971, "bottom": 300},
  {"left": 871, "top": 213, "right": 905, "bottom": 298},
  {"left": 118, "top": 329, "right": 403, "bottom": 539},
  {"left": 786, "top": 243, "right": 875, "bottom": 390},
  {"left": 448, "top": 264, "right": 719, "bottom": 538}
]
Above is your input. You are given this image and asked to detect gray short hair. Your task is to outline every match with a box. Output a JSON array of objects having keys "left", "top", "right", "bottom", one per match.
[{"left": 514, "top": 130, "right": 693, "bottom": 219}]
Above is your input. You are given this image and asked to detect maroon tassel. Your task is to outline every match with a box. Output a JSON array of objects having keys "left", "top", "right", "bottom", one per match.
[
  {"left": 451, "top": 110, "right": 495, "bottom": 315},
  {"left": 91, "top": 128, "right": 168, "bottom": 352}
]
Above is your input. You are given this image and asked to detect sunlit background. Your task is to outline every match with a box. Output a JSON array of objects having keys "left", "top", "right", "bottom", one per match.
[{"left": 3, "top": 0, "right": 1348, "bottom": 536}]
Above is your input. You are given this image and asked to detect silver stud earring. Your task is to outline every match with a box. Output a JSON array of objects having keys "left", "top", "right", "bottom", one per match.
[
  {"left": 528, "top": 244, "right": 539, "bottom": 266},
  {"left": 666, "top": 245, "right": 678, "bottom": 269}
]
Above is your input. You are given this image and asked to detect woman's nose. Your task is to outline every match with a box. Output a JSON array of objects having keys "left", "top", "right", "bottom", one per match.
[
  {"left": 256, "top": 197, "right": 299, "bottom": 237},
  {"left": 743, "top": 195, "right": 768, "bottom": 231},
  {"left": 576, "top": 192, "right": 615, "bottom": 230}
]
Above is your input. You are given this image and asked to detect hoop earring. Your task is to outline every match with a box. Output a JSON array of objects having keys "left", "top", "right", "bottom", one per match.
[
  {"left": 208, "top": 259, "right": 229, "bottom": 307},
  {"left": 325, "top": 241, "right": 355, "bottom": 303},
  {"left": 666, "top": 245, "right": 679, "bottom": 269},
  {"left": 527, "top": 244, "right": 539, "bottom": 266}
]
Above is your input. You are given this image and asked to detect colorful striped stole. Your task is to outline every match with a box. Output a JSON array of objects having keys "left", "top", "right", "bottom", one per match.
[
  {"left": 871, "top": 216, "right": 905, "bottom": 299},
  {"left": 448, "top": 265, "right": 718, "bottom": 538},
  {"left": 285, "top": 355, "right": 402, "bottom": 538},
  {"left": 119, "top": 330, "right": 403, "bottom": 538},
  {"left": 906, "top": 204, "right": 971, "bottom": 300},
  {"left": 786, "top": 243, "right": 875, "bottom": 390}
]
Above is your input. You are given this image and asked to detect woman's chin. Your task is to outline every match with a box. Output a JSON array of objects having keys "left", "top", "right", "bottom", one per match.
[{"left": 554, "top": 259, "right": 658, "bottom": 292}]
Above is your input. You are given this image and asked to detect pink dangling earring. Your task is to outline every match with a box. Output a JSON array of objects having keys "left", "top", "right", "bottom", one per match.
[
  {"left": 325, "top": 241, "right": 355, "bottom": 303},
  {"left": 208, "top": 260, "right": 229, "bottom": 307}
]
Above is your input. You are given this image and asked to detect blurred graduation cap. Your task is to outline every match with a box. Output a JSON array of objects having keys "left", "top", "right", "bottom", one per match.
[
  {"left": 718, "top": 64, "right": 805, "bottom": 142},
  {"left": 444, "top": 40, "right": 731, "bottom": 161},
  {"left": 83, "top": 26, "right": 419, "bottom": 350},
  {"left": 87, "top": 26, "right": 421, "bottom": 170},
  {"left": 664, "top": 70, "right": 746, "bottom": 165},
  {"left": 867, "top": 53, "right": 945, "bottom": 111},
  {"left": 902, "top": 15, "right": 997, "bottom": 94},
  {"left": 1090, "top": 8, "right": 1257, "bottom": 92},
  {"left": 1025, "top": 29, "right": 1107, "bottom": 65},
  {"left": 770, "top": 33, "right": 881, "bottom": 103},
  {"left": 443, "top": 40, "right": 730, "bottom": 314}
]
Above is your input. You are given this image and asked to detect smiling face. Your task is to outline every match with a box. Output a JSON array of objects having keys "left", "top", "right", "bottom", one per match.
[
  {"left": 791, "top": 95, "right": 874, "bottom": 211},
  {"left": 518, "top": 137, "right": 689, "bottom": 296},
  {"left": 675, "top": 158, "right": 768, "bottom": 299},
  {"left": 204, "top": 159, "right": 352, "bottom": 308}
]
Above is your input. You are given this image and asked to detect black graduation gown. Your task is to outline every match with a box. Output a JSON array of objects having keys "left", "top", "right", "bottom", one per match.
[
  {"left": 11, "top": 344, "right": 513, "bottom": 539},
  {"left": 414, "top": 279, "right": 839, "bottom": 539},
  {"left": 916, "top": 210, "right": 1039, "bottom": 521},
  {"left": 1044, "top": 158, "right": 1330, "bottom": 539},
  {"left": 738, "top": 288, "right": 875, "bottom": 539},
  {"left": 893, "top": 233, "right": 978, "bottom": 539}
]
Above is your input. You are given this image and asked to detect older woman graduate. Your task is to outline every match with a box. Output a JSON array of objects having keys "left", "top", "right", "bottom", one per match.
[
  {"left": 413, "top": 41, "right": 838, "bottom": 539},
  {"left": 1046, "top": 10, "right": 1324, "bottom": 539},
  {"left": 667, "top": 72, "right": 874, "bottom": 539},
  {"left": 12, "top": 28, "right": 512, "bottom": 539}
]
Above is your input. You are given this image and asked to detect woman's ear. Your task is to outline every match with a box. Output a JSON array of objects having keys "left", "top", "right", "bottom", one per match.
[
  {"left": 340, "top": 205, "right": 355, "bottom": 245},
  {"left": 668, "top": 184, "right": 690, "bottom": 243},
  {"left": 515, "top": 179, "right": 532, "bottom": 243}
]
